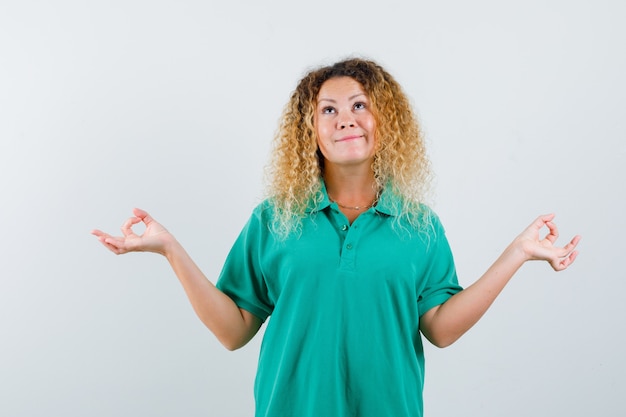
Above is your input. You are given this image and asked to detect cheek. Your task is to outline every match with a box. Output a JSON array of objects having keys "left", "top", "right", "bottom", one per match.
[
  {"left": 315, "top": 122, "right": 332, "bottom": 145},
  {"left": 314, "top": 128, "right": 326, "bottom": 153},
  {"left": 355, "top": 112, "right": 376, "bottom": 135},
  {"left": 365, "top": 116, "right": 376, "bottom": 133}
]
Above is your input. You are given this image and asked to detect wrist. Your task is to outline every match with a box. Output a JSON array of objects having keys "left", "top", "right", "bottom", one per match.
[
  {"left": 505, "top": 237, "right": 531, "bottom": 266},
  {"left": 160, "top": 232, "right": 180, "bottom": 258}
]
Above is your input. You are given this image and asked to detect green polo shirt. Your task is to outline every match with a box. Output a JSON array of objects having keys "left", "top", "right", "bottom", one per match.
[{"left": 216, "top": 183, "right": 462, "bottom": 417}]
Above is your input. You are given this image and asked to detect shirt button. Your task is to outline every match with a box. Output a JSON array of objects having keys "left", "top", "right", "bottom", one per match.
[
  {"left": 346, "top": 243, "right": 353, "bottom": 250},
  {"left": 341, "top": 225, "right": 348, "bottom": 231}
]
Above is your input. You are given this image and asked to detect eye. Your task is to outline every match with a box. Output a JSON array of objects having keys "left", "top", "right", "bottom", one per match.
[
  {"left": 353, "top": 102, "right": 366, "bottom": 110},
  {"left": 322, "top": 106, "right": 336, "bottom": 114}
]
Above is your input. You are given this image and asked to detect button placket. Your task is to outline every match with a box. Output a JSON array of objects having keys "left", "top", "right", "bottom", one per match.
[{"left": 340, "top": 221, "right": 360, "bottom": 267}]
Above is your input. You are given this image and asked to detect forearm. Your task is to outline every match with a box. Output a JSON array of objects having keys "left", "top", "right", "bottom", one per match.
[
  {"left": 422, "top": 242, "right": 527, "bottom": 347},
  {"left": 163, "top": 237, "right": 259, "bottom": 350}
]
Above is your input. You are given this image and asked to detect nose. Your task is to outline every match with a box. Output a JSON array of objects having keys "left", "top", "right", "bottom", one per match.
[{"left": 337, "top": 111, "right": 356, "bottom": 129}]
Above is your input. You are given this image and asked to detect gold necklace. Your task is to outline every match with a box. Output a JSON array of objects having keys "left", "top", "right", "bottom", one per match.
[{"left": 328, "top": 194, "right": 378, "bottom": 211}]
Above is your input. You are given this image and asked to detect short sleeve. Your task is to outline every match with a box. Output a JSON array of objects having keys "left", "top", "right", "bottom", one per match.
[
  {"left": 417, "top": 213, "right": 463, "bottom": 316},
  {"left": 216, "top": 207, "right": 274, "bottom": 322}
]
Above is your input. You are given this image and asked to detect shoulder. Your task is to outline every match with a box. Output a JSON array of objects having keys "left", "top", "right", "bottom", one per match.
[
  {"left": 392, "top": 201, "right": 449, "bottom": 246},
  {"left": 245, "top": 198, "right": 276, "bottom": 227},
  {"left": 380, "top": 191, "right": 443, "bottom": 233}
]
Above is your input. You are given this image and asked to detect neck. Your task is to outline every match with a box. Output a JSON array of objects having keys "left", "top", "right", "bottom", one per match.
[
  {"left": 323, "top": 167, "right": 378, "bottom": 210},
  {"left": 328, "top": 194, "right": 378, "bottom": 211}
]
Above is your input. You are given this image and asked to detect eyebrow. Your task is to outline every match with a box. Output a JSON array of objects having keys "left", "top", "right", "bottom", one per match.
[{"left": 317, "top": 93, "right": 368, "bottom": 104}]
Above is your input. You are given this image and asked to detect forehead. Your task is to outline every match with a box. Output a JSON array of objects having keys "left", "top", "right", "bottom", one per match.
[{"left": 317, "top": 77, "right": 367, "bottom": 101}]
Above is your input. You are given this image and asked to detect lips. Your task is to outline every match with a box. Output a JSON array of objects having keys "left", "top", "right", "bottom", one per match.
[{"left": 336, "top": 134, "right": 363, "bottom": 142}]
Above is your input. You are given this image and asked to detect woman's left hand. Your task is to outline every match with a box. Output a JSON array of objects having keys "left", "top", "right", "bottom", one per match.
[{"left": 515, "top": 214, "right": 581, "bottom": 271}]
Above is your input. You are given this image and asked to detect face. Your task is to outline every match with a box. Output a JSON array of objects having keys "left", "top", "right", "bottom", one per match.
[{"left": 314, "top": 77, "right": 377, "bottom": 169}]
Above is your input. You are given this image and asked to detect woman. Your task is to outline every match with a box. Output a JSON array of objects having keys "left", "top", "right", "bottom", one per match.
[{"left": 92, "top": 58, "right": 580, "bottom": 417}]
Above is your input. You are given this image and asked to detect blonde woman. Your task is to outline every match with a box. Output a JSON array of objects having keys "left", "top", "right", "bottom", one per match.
[{"left": 92, "top": 58, "right": 580, "bottom": 417}]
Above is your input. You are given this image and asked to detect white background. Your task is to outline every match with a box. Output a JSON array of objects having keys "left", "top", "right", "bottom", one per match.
[{"left": 1, "top": 1, "right": 624, "bottom": 416}]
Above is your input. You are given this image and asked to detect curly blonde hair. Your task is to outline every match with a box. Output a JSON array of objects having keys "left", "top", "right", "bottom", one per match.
[{"left": 265, "top": 57, "right": 433, "bottom": 237}]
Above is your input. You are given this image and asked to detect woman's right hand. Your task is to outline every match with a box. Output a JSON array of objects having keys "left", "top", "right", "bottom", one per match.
[{"left": 91, "top": 208, "right": 174, "bottom": 256}]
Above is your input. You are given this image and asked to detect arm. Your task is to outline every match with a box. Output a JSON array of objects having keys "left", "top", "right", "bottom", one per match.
[
  {"left": 419, "top": 214, "right": 581, "bottom": 348},
  {"left": 91, "top": 208, "right": 262, "bottom": 351}
]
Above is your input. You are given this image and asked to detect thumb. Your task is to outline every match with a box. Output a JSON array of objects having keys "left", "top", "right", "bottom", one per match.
[{"left": 132, "top": 207, "right": 155, "bottom": 225}]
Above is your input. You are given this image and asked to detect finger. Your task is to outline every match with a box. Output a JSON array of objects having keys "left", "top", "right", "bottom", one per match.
[
  {"left": 92, "top": 230, "right": 117, "bottom": 242},
  {"left": 92, "top": 230, "right": 116, "bottom": 250},
  {"left": 527, "top": 213, "right": 554, "bottom": 234},
  {"left": 133, "top": 207, "right": 148, "bottom": 217},
  {"left": 554, "top": 234, "right": 581, "bottom": 257},
  {"left": 93, "top": 234, "right": 127, "bottom": 255},
  {"left": 120, "top": 216, "right": 142, "bottom": 237},
  {"left": 543, "top": 221, "right": 560, "bottom": 244},
  {"left": 537, "top": 213, "right": 556, "bottom": 226},
  {"left": 106, "top": 235, "right": 136, "bottom": 254},
  {"left": 553, "top": 250, "right": 579, "bottom": 271},
  {"left": 133, "top": 207, "right": 156, "bottom": 227},
  {"left": 561, "top": 235, "right": 581, "bottom": 253},
  {"left": 552, "top": 235, "right": 581, "bottom": 270}
]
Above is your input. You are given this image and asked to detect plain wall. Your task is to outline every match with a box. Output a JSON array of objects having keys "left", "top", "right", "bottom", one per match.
[{"left": 1, "top": 0, "right": 624, "bottom": 416}]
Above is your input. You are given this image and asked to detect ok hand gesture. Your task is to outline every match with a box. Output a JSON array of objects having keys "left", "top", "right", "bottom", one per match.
[
  {"left": 514, "top": 213, "right": 581, "bottom": 271},
  {"left": 91, "top": 208, "right": 174, "bottom": 256}
]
